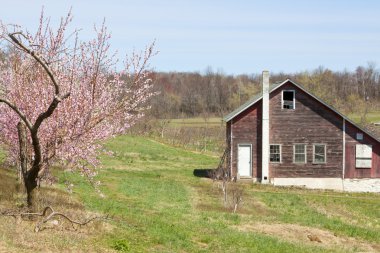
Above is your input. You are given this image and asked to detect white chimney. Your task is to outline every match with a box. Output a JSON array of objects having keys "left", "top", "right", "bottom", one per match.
[{"left": 261, "top": 71, "right": 270, "bottom": 183}]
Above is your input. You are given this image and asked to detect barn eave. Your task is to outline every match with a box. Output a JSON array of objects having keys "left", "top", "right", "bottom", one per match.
[{"left": 223, "top": 79, "right": 380, "bottom": 143}]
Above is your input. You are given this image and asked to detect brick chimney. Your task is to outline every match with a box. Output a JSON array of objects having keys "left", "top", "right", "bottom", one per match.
[{"left": 262, "top": 71, "right": 270, "bottom": 183}]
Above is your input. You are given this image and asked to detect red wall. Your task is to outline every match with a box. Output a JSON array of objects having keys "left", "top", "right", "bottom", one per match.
[
  {"left": 228, "top": 81, "right": 380, "bottom": 180},
  {"left": 344, "top": 121, "right": 380, "bottom": 178},
  {"left": 230, "top": 101, "right": 262, "bottom": 178}
]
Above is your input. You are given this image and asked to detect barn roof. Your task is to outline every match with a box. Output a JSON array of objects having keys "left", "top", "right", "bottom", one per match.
[{"left": 223, "top": 79, "right": 380, "bottom": 142}]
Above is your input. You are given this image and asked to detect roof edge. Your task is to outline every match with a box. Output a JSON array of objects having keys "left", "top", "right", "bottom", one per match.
[
  {"left": 223, "top": 79, "right": 289, "bottom": 122},
  {"left": 223, "top": 79, "right": 380, "bottom": 143}
]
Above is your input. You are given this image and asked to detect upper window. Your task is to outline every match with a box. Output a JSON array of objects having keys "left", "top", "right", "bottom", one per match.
[
  {"left": 356, "top": 144, "right": 372, "bottom": 168},
  {"left": 270, "top": 144, "right": 281, "bottom": 163},
  {"left": 313, "top": 144, "right": 326, "bottom": 164},
  {"left": 356, "top": 133, "right": 363, "bottom": 141},
  {"left": 294, "top": 144, "right": 306, "bottom": 163},
  {"left": 282, "top": 90, "right": 295, "bottom": 109}
]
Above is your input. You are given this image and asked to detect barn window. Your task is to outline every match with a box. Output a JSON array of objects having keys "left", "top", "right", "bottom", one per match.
[
  {"left": 356, "top": 133, "right": 363, "bottom": 140},
  {"left": 313, "top": 144, "right": 326, "bottom": 163},
  {"left": 282, "top": 90, "right": 295, "bottom": 109},
  {"left": 294, "top": 144, "right": 306, "bottom": 163},
  {"left": 356, "top": 144, "right": 372, "bottom": 168},
  {"left": 270, "top": 144, "right": 281, "bottom": 163}
]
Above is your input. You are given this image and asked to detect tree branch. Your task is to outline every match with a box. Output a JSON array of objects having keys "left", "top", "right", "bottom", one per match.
[
  {"left": 1, "top": 206, "right": 108, "bottom": 232},
  {"left": 0, "top": 97, "right": 33, "bottom": 129},
  {"left": 8, "top": 32, "right": 60, "bottom": 95}
]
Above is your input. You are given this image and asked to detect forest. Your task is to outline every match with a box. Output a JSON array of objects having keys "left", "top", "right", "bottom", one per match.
[
  {"left": 149, "top": 64, "right": 380, "bottom": 120},
  {"left": 136, "top": 65, "right": 380, "bottom": 154}
]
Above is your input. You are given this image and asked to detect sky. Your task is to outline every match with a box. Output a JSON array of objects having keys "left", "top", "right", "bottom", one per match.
[{"left": 0, "top": 0, "right": 379, "bottom": 75}]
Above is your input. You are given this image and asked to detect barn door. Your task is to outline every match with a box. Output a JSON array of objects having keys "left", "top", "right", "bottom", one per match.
[{"left": 238, "top": 144, "right": 252, "bottom": 177}]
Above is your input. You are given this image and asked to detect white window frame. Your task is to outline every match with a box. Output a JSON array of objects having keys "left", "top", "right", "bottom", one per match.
[
  {"left": 356, "top": 133, "right": 363, "bottom": 140},
  {"left": 282, "top": 90, "right": 295, "bottom": 110},
  {"left": 355, "top": 144, "right": 372, "bottom": 168},
  {"left": 269, "top": 144, "right": 282, "bottom": 163},
  {"left": 313, "top": 144, "right": 326, "bottom": 164},
  {"left": 293, "top": 144, "right": 307, "bottom": 163}
]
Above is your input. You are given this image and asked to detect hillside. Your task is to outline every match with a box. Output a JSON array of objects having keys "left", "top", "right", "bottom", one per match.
[{"left": 0, "top": 135, "right": 379, "bottom": 252}]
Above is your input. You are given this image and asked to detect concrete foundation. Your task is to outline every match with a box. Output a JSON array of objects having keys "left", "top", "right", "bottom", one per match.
[
  {"left": 272, "top": 178, "right": 343, "bottom": 191},
  {"left": 271, "top": 178, "right": 380, "bottom": 193},
  {"left": 343, "top": 178, "right": 380, "bottom": 193}
]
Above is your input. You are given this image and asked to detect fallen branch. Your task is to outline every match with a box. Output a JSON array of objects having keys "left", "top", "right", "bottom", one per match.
[{"left": 1, "top": 206, "right": 108, "bottom": 232}]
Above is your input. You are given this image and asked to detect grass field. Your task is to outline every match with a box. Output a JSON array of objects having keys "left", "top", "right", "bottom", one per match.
[
  {"left": 169, "top": 117, "right": 223, "bottom": 127},
  {"left": 0, "top": 135, "right": 380, "bottom": 252},
  {"left": 167, "top": 111, "right": 380, "bottom": 128},
  {"left": 346, "top": 111, "right": 380, "bottom": 124}
]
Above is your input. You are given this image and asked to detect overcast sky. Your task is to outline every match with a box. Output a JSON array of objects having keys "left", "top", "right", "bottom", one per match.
[{"left": 1, "top": 0, "right": 379, "bottom": 75}]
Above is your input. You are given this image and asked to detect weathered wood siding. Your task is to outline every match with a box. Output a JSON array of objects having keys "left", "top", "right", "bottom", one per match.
[
  {"left": 269, "top": 82, "right": 344, "bottom": 178},
  {"left": 229, "top": 81, "right": 346, "bottom": 179},
  {"left": 230, "top": 102, "right": 262, "bottom": 179},
  {"left": 344, "top": 121, "right": 380, "bottom": 178}
]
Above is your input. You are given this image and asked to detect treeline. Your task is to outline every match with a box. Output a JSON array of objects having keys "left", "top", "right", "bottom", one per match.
[{"left": 149, "top": 64, "right": 380, "bottom": 120}]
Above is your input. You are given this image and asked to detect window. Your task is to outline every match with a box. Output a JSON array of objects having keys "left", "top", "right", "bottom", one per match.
[
  {"left": 282, "top": 90, "right": 295, "bottom": 109},
  {"left": 356, "top": 144, "right": 372, "bottom": 168},
  {"left": 270, "top": 144, "right": 281, "bottom": 163},
  {"left": 294, "top": 144, "right": 306, "bottom": 163},
  {"left": 356, "top": 133, "right": 363, "bottom": 140},
  {"left": 313, "top": 144, "right": 326, "bottom": 163}
]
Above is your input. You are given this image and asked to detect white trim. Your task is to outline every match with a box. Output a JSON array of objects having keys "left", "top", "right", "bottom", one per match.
[
  {"left": 269, "top": 144, "right": 282, "bottom": 163},
  {"left": 312, "top": 144, "right": 326, "bottom": 164},
  {"left": 281, "top": 90, "right": 295, "bottom": 110},
  {"left": 293, "top": 144, "right": 307, "bottom": 164},
  {"left": 237, "top": 143, "right": 252, "bottom": 178},
  {"left": 342, "top": 119, "right": 346, "bottom": 180},
  {"left": 230, "top": 119, "right": 233, "bottom": 177}
]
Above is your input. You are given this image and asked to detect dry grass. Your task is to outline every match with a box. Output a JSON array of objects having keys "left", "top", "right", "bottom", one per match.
[
  {"left": 235, "top": 223, "right": 380, "bottom": 253},
  {"left": 0, "top": 168, "right": 114, "bottom": 253}
]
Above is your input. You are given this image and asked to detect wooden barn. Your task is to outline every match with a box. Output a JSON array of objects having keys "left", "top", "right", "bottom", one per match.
[{"left": 224, "top": 71, "right": 380, "bottom": 192}]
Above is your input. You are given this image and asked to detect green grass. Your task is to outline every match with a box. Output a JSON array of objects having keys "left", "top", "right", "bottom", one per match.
[
  {"left": 56, "top": 135, "right": 379, "bottom": 252},
  {"left": 347, "top": 111, "right": 380, "bottom": 124},
  {"left": 169, "top": 117, "right": 223, "bottom": 127},
  {"left": 1, "top": 135, "right": 379, "bottom": 252}
]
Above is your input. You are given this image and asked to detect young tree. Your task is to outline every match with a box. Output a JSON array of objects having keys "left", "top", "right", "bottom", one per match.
[{"left": 0, "top": 11, "right": 156, "bottom": 207}]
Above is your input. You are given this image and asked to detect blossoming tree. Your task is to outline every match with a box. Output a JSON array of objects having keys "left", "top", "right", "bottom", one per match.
[{"left": 0, "top": 11, "right": 156, "bottom": 206}]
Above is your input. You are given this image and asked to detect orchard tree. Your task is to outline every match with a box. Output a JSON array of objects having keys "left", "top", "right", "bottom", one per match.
[{"left": 0, "top": 11, "right": 156, "bottom": 207}]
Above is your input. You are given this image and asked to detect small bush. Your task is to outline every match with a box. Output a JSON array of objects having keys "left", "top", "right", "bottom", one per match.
[{"left": 111, "top": 239, "right": 130, "bottom": 252}]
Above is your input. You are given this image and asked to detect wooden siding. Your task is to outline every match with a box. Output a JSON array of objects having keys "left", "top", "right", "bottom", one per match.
[
  {"left": 269, "top": 82, "right": 344, "bottom": 178},
  {"left": 230, "top": 101, "right": 262, "bottom": 179},
  {"left": 229, "top": 81, "right": 346, "bottom": 179},
  {"left": 344, "top": 121, "right": 380, "bottom": 178}
]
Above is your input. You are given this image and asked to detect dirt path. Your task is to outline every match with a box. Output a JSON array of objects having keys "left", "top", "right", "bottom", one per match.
[{"left": 235, "top": 223, "right": 380, "bottom": 252}]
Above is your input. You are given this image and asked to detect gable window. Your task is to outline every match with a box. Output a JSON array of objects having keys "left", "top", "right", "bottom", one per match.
[
  {"left": 282, "top": 90, "right": 295, "bottom": 109},
  {"left": 294, "top": 144, "right": 306, "bottom": 163},
  {"left": 356, "top": 144, "right": 372, "bottom": 168},
  {"left": 356, "top": 133, "right": 363, "bottom": 140},
  {"left": 313, "top": 144, "right": 326, "bottom": 163},
  {"left": 270, "top": 144, "right": 281, "bottom": 163}
]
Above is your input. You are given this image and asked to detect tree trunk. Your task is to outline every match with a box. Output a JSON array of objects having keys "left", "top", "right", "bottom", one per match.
[
  {"left": 24, "top": 175, "right": 37, "bottom": 207},
  {"left": 17, "top": 122, "right": 28, "bottom": 179},
  {"left": 17, "top": 121, "right": 42, "bottom": 207}
]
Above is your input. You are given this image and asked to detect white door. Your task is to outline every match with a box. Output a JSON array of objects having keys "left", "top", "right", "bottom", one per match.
[{"left": 238, "top": 144, "right": 252, "bottom": 177}]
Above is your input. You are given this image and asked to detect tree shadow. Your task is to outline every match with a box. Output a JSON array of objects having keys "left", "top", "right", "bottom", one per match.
[{"left": 193, "top": 168, "right": 216, "bottom": 178}]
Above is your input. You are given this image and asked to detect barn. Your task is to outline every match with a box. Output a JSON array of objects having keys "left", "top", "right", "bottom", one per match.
[{"left": 224, "top": 71, "right": 380, "bottom": 192}]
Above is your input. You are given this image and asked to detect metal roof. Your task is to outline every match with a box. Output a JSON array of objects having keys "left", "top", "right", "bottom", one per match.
[
  {"left": 223, "top": 81, "right": 284, "bottom": 122},
  {"left": 223, "top": 79, "right": 380, "bottom": 143}
]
